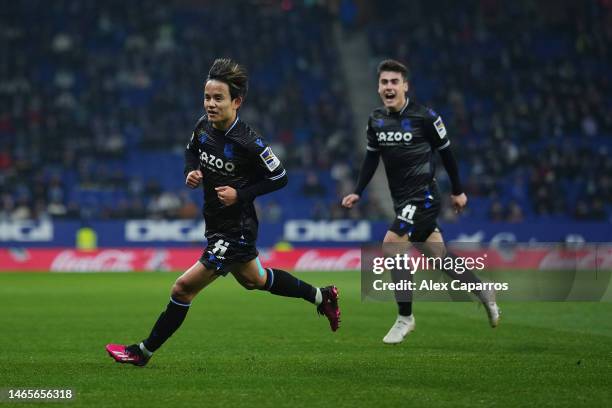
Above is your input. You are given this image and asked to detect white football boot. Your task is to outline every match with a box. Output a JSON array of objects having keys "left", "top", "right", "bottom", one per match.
[
  {"left": 480, "top": 289, "right": 501, "bottom": 328},
  {"left": 382, "top": 315, "right": 415, "bottom": 344}
]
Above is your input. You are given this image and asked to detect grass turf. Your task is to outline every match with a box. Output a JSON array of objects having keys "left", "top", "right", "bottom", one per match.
[{"left": 0, "top": 271, "right": 610, "bottom": 407}]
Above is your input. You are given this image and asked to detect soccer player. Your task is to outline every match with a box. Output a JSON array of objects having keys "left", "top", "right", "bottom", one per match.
[
  {"left": 342, "top": 59, "right": 499, "bottom": 344},
  {"left": 106, "top": 59, "right": 340, "bottom": 366}
]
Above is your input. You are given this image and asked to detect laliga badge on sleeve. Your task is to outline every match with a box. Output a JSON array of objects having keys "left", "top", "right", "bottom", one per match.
[
  {"left": 434, "top": 117, "right": 447, "bottom": 138},
  {"left": 259, "top": 146, "right": 280, "bottom": 171}
]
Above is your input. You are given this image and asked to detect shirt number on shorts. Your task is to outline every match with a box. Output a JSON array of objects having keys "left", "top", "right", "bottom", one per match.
[
  {"left": 399, "top": 204, "right": 417, "bottom": 223},
  {"left": 212, "top": 240, "right": 229, "bottom": 257}
]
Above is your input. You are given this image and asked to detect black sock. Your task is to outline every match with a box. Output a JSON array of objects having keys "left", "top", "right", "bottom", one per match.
[
  {"left": 142, "top": 297, "right": 190, "bottom": 352},
  {"left": 397, "top": 302, "right": 413, "bottom": 316},
  {"left": 263, "top": 268, "right": 317, "bottom": 304},
  {"left": 390, "top": 267, "right": 413, "bottom": 316}
]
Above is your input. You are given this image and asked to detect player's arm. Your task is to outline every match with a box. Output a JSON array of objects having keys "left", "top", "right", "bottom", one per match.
[
  {"left": 438, "top": 147, "right": 462, "bottom": 196},
  {"left": 237, "top": 139, "right": 287, "bottom": 203},
  {"left": 342, "top": 120, "right": 380, "bottom": 209},
  {"left": 184, "top": 131, "right": 203, "bottom": 188},
  {"left": 424, "top": 111, "right": 467, "bottom": 212}
]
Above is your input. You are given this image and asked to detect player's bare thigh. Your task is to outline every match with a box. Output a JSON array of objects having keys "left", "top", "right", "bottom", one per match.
[
  {"left": 231, "top": 259, "right": 267, "bottom": 290},
  {"left": 423, "top": 229, "right": 447, "bottom": 258},
  {"left": 172, "top": 261, "right": 219, "bottom": 303},
  {"left": 383, "top": 230, "right": 411, "bottom": 258},
  {"left": 383, "top": 230, "right": 409, "bottom": 244},
  {"left": 383, "top": 229, "right": 447, "bottom": 258}
]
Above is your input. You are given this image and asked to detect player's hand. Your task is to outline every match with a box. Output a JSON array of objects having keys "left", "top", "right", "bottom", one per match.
[
  {"left": 215, "top": 186, "right": 238, "bottom": 206},
  {"left": 451, "top": 193, "right": 467, "bottom": 214},
  {"left": 186, "top": 170, "right": 203, "bottom": 189},
  {"left": 342, "top": 193, "right": 360, "bottom": 209}
]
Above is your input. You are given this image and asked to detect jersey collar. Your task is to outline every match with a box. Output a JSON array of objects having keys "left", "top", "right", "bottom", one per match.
[
  {"left": 224, "top": 116, "right": 240, "bottom": 136},
  {"left": 387, "top": 98, "right": 410, "bottom": 116},
  {"left": 399, "top": 98, "right": 410, "bottom": 115}
]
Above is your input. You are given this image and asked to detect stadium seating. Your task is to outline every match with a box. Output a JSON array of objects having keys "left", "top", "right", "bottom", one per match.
[
  {"left": 364, "top": 0, "right": 611, "bottom": 222},
  {"left": 1, "top": 0, "right": 610, "bottom": 222}
]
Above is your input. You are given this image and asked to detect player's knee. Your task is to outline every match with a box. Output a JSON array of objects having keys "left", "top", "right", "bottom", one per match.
[
  {"left": 171, "top": 279, "right": 194, "bottom": 303},
  {"left": 241, "top": 281, "right": 258, "bottom": 290},
  {"left": 239, "top": 276, "right": 265, "bottom": 291}
]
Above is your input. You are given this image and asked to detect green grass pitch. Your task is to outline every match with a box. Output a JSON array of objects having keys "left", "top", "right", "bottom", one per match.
[{"left": 1, "top": 271, "right": 610, "bottom": 407}]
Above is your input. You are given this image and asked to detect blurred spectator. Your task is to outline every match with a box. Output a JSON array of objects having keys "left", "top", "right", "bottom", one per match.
[
  {"left": 506, "top": 201, "right": 524, "bottom": 223},
  {"left": 260, "top": 200, "right": 284, "bottom": 223},
  {"left": 488, "top": 200, "right": 505, "bottom": 222},
  {"left": 177, "top": 192, "right": 199, "bottom": 219},
  {"left": 302, "top": 172, "right": 327, "bottom": 197}
]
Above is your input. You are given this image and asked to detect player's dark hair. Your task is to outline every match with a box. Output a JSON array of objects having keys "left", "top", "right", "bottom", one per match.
[
  {"left": 377, "top": 59, "right": 409, "bottom": 81},
  {"left": 207, "top": 58, "right": 249, "bottom": 101}
]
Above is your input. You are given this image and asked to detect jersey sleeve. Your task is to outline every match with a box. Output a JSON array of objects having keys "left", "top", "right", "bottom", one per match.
[
  {"left": 423, "top": 108, "right": 451, "bottom": 150},
  {"left": 246, "top": 134, "right": 286, "bottom": 182},
  {"left": 366, "top": 117, "right": 380, "bottom": 152},
  {"left": 184, "top": 130, "right": 200, "bottom": 176},
  {"left": 236, "top": 133, "right": 288, "bottom": 202}
]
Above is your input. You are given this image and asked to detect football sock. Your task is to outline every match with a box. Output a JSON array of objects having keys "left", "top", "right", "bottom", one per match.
[
  {"left": 390, "top": 266, "right": 413, "bottom": 316},
  {"left": 139, "top": 342, "right": 153, "bottom": 358},
  {"left": 142, "top": 297, "right": 190, "bottom": 352},
  {"left": 397, "top": 301, "right": 413, "bottom": 317},
  {"left": 263, "top": 268, "right": 318, "bottom": 304},
  {"left": 314, "top": 287, "right": 323, "bottom": 305}
]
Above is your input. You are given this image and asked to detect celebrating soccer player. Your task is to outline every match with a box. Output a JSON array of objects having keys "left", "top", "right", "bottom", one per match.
[
  {"left": 106, "top": 58, "right": 340, "bottom": 366},
  {"left": 342, "top": 59, "right": 499, "bottom": 344}
]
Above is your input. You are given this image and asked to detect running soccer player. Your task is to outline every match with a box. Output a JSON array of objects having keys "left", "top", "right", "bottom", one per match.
[
  {"left": 106, "top": 58, "right": 340, "bottom": 366},
  {"left": 342, "top": 59, "right": 499, "bottom": 344}
]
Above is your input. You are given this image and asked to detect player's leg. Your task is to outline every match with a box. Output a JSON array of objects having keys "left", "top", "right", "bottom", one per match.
[
  {"left": 231, "top": 258, "right": 340, "bottom": 331},
  {"left": 106, "top": 261, "right": 218, "bottom": 366},
  {"left": 142, "top": 261, "right": 218, "bottom": 351},
  {"left": 382, "top": 230, "right": 415, "bottom": 344},
  {"left": 422, "top": 231, "right": 500, "bottom": 327}
]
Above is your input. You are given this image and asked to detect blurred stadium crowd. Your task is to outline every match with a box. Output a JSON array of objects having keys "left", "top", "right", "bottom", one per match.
[
  {"left": 1, "top": 0, "right": 610, "bottom": 223},
  {"left": 367, "top": 0, "right": 612, "bottom": 222}
]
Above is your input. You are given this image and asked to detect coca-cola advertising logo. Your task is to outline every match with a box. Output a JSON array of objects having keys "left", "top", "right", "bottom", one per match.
[
  {"left": 294, "top": 250, "right": 361, "bottom": 270},
  {"left": 539, "top": 248, "right": 612, "bottom": 270},
  {"left": 51, "top": 250, "right": 135, "bottom": 272}
]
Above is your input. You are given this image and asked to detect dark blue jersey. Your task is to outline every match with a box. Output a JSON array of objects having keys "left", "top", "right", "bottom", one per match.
[
  {"left": 366, "top": 99, "right": 450, "bottom": 210},
  {"left": 185, "top": 115, "right": 286, "bottom": 243}
]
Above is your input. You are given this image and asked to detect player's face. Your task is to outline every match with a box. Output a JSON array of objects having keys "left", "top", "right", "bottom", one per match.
[
  {"left": 378, "top": 71, "right": 408, "bottom": 112},
  {"left": 204, "top": 80, "right": 242, "bottom": 130}
]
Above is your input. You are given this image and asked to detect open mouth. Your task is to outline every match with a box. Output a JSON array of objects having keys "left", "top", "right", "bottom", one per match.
[{"left": 384, "top": 93, "right": 396, "bottom": 102}]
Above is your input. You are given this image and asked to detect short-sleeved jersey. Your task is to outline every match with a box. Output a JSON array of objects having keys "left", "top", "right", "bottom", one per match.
[
  {"left": 185, "top": 115, "right": 286, "bottom": 243},
  {"left": 366, "top": 99, "right": 450, "bottom": 211}
]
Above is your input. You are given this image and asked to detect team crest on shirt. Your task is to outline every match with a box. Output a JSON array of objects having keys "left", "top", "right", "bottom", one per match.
[
  {"left": 260, "top": 147, "right": 280, "bottom": 171},
  {"left": 224, "top": 143, "right": 234, "bottom": 160},
  {"left": 199, "top": 132, "right": 208, "bottom": 144},
  {"left": 433, "top": 117, "right": 447, "bottom": 138},
  {"left": 401, "top": 119, "right": 413, "bottom": 131}
]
